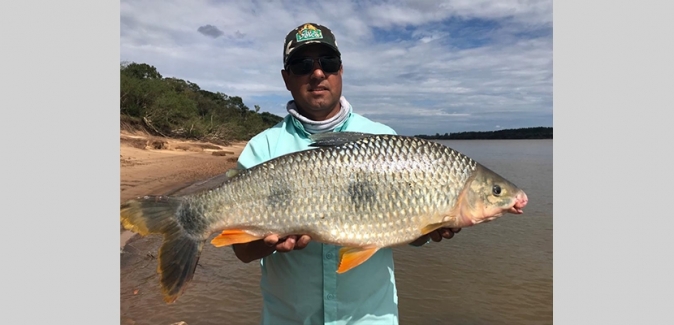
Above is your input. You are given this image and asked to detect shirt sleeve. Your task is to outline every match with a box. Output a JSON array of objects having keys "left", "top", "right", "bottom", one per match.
[{"left": 237, "top": 133, "right": 272, "bottom": 169}]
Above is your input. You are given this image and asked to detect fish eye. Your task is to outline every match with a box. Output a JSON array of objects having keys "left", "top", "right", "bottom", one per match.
[{"left": 492, "top": 185, "right": 502, "bottom": 196}]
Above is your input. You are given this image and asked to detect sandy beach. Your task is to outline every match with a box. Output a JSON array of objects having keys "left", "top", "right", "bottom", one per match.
[{"left": 119, "top": 130, "right": 247, "bottom": 248}]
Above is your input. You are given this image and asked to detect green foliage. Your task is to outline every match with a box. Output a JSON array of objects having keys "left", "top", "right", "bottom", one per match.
[
  {"left": 120, "top": 62, "right": 284, "bottom": 143},
  {"left": 121, "top": 62, "right": 163, "bottom": 79},
  {"left": 415, "top": 127, "right": 553, "bottom": 140}
]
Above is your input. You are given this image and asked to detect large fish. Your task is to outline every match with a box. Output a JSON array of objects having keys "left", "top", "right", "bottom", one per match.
[{"left": 120, "top": 132, "right": 528, "bottom": 303}]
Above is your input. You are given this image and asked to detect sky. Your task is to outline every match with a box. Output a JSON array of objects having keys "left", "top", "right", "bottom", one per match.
[{"left": 120, "top": 0, "right": 552, "bottom": 136}]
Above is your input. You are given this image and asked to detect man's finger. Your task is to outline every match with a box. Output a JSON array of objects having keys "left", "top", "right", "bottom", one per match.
[
  {"left": 450, "top": 228, "right": 462, "bottom": 233},
  {"left": 440, "top": 228, "right": 454, "bottom": 239},
  {"left": 276, "top": 236, "right": 296, "bottom": 252},
  {"left": 264, "top": 234, "right": 280, "bottom": 247},
  {"left": 295, "top": 235, "right": 311, "bottom": 250},
  {"left": 429, "top": 230, "right": 442, "bottom": 242}
]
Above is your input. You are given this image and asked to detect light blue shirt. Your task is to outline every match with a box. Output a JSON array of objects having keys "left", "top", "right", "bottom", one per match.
[{"left": 236, "top": 108, "right": 400, "bottom": 325}]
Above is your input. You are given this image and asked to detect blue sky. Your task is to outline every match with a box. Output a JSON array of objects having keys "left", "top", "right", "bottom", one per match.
[{"left": 120, "top": 0, "right": 552, "bottom": 136}]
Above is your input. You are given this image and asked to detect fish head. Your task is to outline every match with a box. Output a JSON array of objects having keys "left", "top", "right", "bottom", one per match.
[{"left": 456, "top": 164, "right": 528, "bottom": 226}]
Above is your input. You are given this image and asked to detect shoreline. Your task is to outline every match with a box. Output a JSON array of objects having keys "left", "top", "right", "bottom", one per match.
[{"left": 119, "top": 131, "right": 247, "bottom": 248}]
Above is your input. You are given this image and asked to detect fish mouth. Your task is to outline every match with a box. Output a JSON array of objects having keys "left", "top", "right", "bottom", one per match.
[{"left": 507, "top": 191, "right": 528, "bottom": 214}]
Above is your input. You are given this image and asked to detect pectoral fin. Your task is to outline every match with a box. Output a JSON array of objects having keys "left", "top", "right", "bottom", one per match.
[
  {"left": 420, "top": 214, "right": 461, "bottom": 235},
  {"left": 420, "top": 222, "right": 445, "bottom": 235},
  {"left": 337, "top": 246, "right": 379, "bottom": 273},
  {"left": 210, "top": 229, "right": 261, "bottom": 247}
]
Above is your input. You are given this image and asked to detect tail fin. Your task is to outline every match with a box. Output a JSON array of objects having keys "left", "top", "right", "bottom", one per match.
[{"left": 120, "top": 196, "right": 204, "bottom": 303}]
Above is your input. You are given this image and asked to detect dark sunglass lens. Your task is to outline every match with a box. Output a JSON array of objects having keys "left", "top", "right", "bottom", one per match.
[
  {"left": 288, "top": 59, "right": 313, "bottom": 75},
  {"left": 287, "top": 56, "right": 341, "bottom": 75},
  {"left": 320, "top": 57, "right": 341, "bottom": 73}
]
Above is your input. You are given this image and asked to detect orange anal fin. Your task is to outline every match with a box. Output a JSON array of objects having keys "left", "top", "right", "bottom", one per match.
[
  {"left": 337, "top": 247, "right": 379, "bottom": 274},
  {"left": 210, "top": 229, "right": 261, "bottom": 247}
]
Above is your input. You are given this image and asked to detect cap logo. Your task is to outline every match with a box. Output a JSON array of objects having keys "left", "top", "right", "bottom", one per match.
[{"left": 296, "top": 24, "right": 323, "bottom": 42}]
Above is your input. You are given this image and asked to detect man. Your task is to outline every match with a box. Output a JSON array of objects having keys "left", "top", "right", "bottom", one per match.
[{"left": 232, "top": 22, "right": 461, "bottom": 325}]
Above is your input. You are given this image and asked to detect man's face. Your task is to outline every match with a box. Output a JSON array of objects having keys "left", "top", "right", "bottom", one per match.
[{"left": 282, "top": 44, "right": 343, "bottom": 121}]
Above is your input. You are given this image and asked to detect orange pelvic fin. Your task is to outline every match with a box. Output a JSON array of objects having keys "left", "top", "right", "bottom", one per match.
[
  {"left": 210, "top": 229, "right": 260, "bottom": 247},
  {"left": 337, "top": 246, "right": 379, "bottom": 273}
]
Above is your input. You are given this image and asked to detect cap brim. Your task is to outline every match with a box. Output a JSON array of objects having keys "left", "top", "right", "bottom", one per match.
[{"left": 285, "top": 42, "right": 341, "bottom": 64}]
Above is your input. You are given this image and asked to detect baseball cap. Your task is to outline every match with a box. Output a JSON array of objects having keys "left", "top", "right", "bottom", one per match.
[{"left": 283, "top": 23, "right": 341, "bottom": 67}]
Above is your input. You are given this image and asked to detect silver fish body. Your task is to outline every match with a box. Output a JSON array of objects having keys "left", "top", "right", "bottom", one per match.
[{"left": 120, "top": 132, "right": 528, "bottom": 303}]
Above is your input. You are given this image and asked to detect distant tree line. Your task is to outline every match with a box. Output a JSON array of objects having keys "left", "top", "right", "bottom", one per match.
[
  {"left": 120, "top": 62, "right": 284, "bottom": 144},
  {"left": 415, "top": 127, "right": 552, "bottom": 140}
]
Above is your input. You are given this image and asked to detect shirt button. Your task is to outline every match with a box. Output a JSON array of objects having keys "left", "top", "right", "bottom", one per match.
[
  {"left": 326, "top": 253, "right": 334, "bottom": 259},
  {"left": 326, "top": 294, "right": 335, "bottom": 300}
]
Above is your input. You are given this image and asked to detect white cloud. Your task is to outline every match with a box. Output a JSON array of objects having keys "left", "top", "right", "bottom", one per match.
[{"left": 120, "top": 0, "right": 552, "bottom": 135}]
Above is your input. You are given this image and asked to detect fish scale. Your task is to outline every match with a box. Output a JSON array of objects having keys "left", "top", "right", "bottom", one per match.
[{"left": 120, "top": 132, "right": 528, "bottom": 303}]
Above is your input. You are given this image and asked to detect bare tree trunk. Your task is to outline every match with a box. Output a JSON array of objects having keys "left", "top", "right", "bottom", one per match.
[{"left": 142, "top": 116, "right": 168, "bottom": 137}]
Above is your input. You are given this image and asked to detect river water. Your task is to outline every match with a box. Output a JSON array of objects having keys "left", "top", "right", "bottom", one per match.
[{"left": 120, "top": 139, "right": 553, "bottom": 325}]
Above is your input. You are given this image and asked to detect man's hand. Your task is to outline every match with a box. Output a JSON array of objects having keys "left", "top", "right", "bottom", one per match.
[
  {"left": 409, "top": 227, "right": 462, "bottom": 246},
  {"left": 233, "top": 234, "right": 311, "bottom": 263},
  {"left": 264, "top": 234, "right": 312, "bottom": 252}
]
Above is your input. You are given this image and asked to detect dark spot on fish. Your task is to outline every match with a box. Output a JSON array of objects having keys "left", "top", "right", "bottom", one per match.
[
  {"left": 348, "top": 180, "right": 378, "bottom": 211},
  {"left": 176, "top": 202, "right": 208, "bottom": 235},
  {"left": 266, "top": 179, "right": 293, "bottom": 209}
]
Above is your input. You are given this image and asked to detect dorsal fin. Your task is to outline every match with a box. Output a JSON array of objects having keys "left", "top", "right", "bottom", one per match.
[
  {"left": 309, "top": 132, "right": 378, "bottom": 147},
  {"left": 166, "top": 168, "right": 244, "bottom": 196}
]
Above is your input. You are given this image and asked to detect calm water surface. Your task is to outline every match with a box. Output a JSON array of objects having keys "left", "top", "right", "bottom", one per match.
[{"left": 120, "top": 139, "right": 553, "bottom": 325}]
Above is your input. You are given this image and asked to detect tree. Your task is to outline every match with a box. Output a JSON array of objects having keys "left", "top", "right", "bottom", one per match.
[{"left": 121, "top": 62, "right": 163, "bottom": 79}]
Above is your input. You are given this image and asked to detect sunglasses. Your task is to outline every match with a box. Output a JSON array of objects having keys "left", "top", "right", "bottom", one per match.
[{"left": 285, "top": 56, "right": 342, "bottom": 75}]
